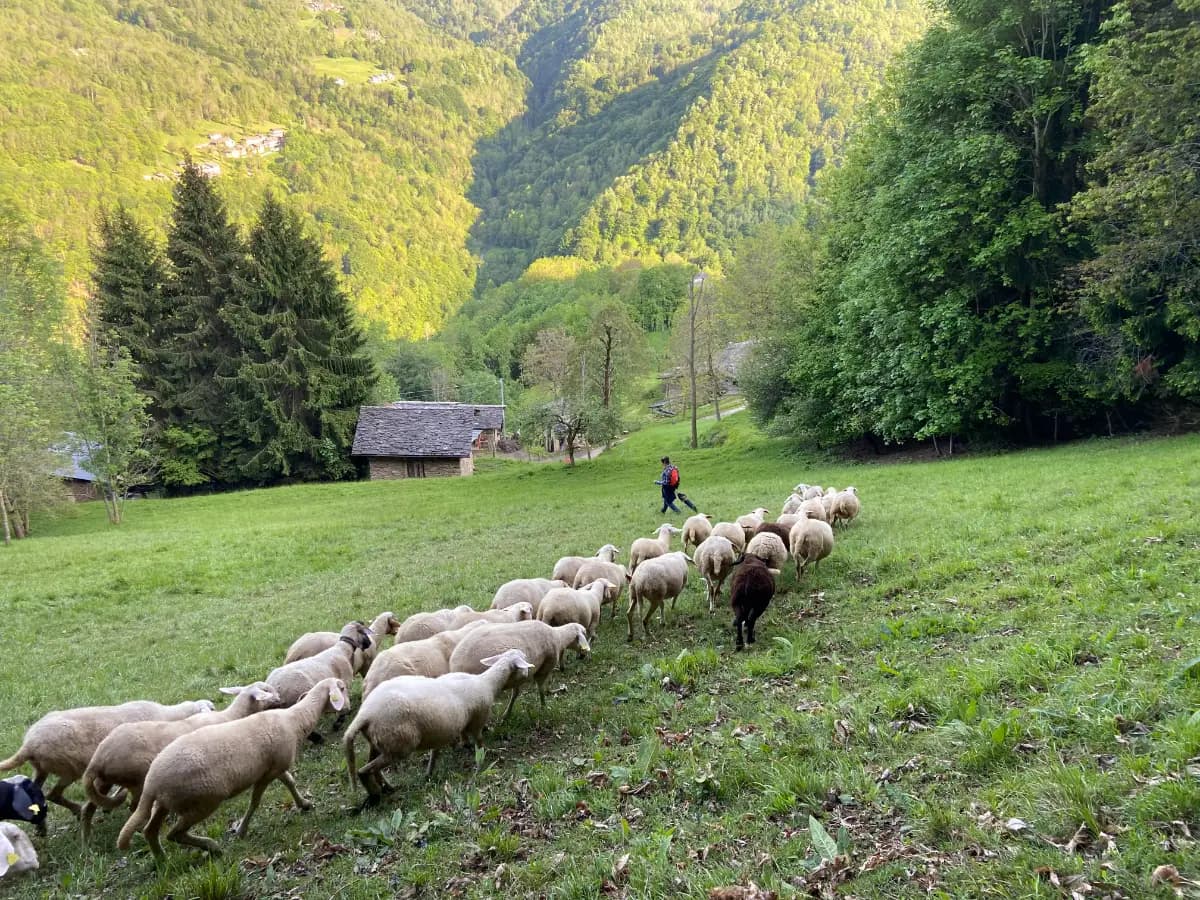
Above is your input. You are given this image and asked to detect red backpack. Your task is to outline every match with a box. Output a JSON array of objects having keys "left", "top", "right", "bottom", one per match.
[{"left": 667, "top": 465, "right": 680, "bottom": 488}]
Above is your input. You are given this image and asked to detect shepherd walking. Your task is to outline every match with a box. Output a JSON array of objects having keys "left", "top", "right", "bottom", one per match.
[{"left": 655, "top": 456, "right": 697, "bottom": 515}]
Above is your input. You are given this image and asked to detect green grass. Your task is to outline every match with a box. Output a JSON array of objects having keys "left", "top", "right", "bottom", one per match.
[
  {"left": 4, "top": 413, "right": 1200, "bottom": 897},
  {"left": 311, "top": 56, "right": 384, "bottom": 84}
]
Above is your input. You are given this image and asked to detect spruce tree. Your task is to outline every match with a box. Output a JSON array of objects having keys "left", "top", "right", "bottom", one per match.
[
  {"left": 234, "top": 193, "right": 376, "bottom": 482},
  {"left": 92, "top": 206, "right": 169, "bottom": 420},
  {"left": 162, "top": 159, "right": 249, "bottom": 484}
]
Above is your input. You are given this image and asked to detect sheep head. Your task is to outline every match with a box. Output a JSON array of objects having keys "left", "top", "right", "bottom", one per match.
[
  {"left": 568, "top": 624, "right": 591, "bottom": 656},
  {"left": 325, "top": 679, "right": 349, "bottom": 711},
  {"left": 219, "top": 682, "right": 284, "bottom": 710},
  {"left": 511, "top": 602, "right": 535, "bottom": 621}
]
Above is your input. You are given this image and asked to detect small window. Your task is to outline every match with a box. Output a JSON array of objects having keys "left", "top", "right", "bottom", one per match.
[{"left": 406, "top": 459, "right": 425, "bottom": 478}]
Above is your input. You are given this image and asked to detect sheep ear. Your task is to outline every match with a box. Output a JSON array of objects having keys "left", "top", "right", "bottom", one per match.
[
  {"left": 329, "top": 686, "right": 346, "bottom": 711},
  {"left": 479, "top": 653, "right": 504, "bottom": 668},
  {"left": 219, "top": 686, "right": 244, "bottom": 696}
]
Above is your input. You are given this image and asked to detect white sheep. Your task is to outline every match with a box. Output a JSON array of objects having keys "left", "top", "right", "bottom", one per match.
[
  {"left": 395, "top": 603, "right": 533, "bottom": 644},
  {"left": 789, "top": 518, "right": 834, "bottom": 577},
  {"left": 626, "top": 551, "right": 691, "bottom": 641},
  {"left": 735, "top": 508, "right": 770, "bottom": 541},
  {"left": 802, "top": 485, "right": 825, "bottom": 501},
  {"left": 798, "top": 497, "right": 828, "bottom": 522},
  {"left": 830, "top": 487, "right": 861, "bottom": 527},
  {"left": 283, "top": 611, "right": 401, "bottom": 674},
  {"left": 710, "top": 521, "right": 747, "bottom": 553},
  {"left": 571, "top": 558, "right": 629, "bottom": 620},
  {"left": 0, "top": 823, "right": 37, "bottom": 877},
  {"left": 491, "top": 578, "right": 568, "bottom": 615},
  {"left": 746, "top": 531, "right": 788, "bottom": 571},
  {"left": 693, "top": 535, "right": 737, "bottom": 613},
  {"left": 80, "top": 683, "right": 283, "bottom": 840},
  {"left": 0, "top": 698, "right": 214, "bottom": 819},
  {"left": 629, "top": 524, "right": 681, "bottom": 573},
  {"left": 551, "top": 544, "right": 620, "bottom": 584},
  {"left": 266, "top": 621, "right": 371, "bottom": 708},
  {"left": 775, "top": 513, "right": 803, "bottom": 531},
  {"left": 448, "top": 621, "right": 591, "bottom": 720},
  {"left": 344, "top": 649, "right": 535, "bottom": 805},
  {"left": 681, "top": 514, "right": 714, "bottom": 551},
  {"left": 117, "top": 677, "right": 349, "bottom": 860},
  {"left": 780, "top": 494, "right": 804, "bottom": 515},
  {"left": 362, "top": 621, "right": 488, "bottom": 697},
  {"left": 537, "top": 579, "right": 616, "bottom": 638}
]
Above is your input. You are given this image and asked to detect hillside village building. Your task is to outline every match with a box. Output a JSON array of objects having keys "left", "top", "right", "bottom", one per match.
[{"left": 351, "top": 402, "right": 505, "bottom": 479}]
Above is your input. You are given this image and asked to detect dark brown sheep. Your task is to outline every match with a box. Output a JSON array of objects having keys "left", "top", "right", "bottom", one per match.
[{"left": 729, "top": 553, "right": 777, "bottom": 651}]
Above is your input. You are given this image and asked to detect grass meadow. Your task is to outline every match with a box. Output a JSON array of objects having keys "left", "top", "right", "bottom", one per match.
[{"left": 3, "top": 413, "right": 1200, "bottom": 898}]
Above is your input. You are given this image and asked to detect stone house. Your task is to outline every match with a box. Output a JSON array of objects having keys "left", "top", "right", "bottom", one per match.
[
  {"left": 54, "top": 446, "right": 100, "bottom": 502},
  {"left": 351, "top": 402, "right": 505, "bottom": 479}
]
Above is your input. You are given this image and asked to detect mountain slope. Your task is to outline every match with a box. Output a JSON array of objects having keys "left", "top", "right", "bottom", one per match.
[
  {"left": 0, "top": 0, "right": 524, "bottom": 336},
  {"left": 4, "top": 0, "right": 926, "bottom": 334},
  {"left": 462, "top": 0, "right": 928, "bottom": 284}
]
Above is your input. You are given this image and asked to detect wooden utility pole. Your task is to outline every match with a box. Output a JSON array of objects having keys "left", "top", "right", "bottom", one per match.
[{"left": 689, "top": 271, "right": 706, "bottom": 450}]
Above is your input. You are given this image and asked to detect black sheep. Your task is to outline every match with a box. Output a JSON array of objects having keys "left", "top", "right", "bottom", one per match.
[
  {"left": 729, "top": 553, "right": 776, "bottom": 651},
  {"left": 1, "top": 776, "right": 46, "bottom": 836},
  {"left": 752, "top": 522, "right": 791, "bottom": 544}
]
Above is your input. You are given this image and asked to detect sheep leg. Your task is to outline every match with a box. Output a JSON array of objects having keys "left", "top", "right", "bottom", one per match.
[
  {"left": 167, "top": 810, "right": 222, "bottom": 856},
  {"left": 278, "top": 770, "right": 312, "bottom": 811},
  {"left": 81, "top": 800, "right": 96, "bottom": 842},
  {"left": 143, "top": 802, "right": 170, "bottom": 861},
  {"left": 232, "top": 779, "right": 270, "bottom": 838},
  {"left": 626, "top": 596, "right": 638, "bottom": 641},
  {"left": 355, "top": 753, "right": 390, "bottom": 808},
  {"left": 365, "top": 745, "right": 395, "bottom": 794},
  {"left": 746, "top": 608, "right": 762, "bottom": 645},
  {"left": 501, "top": 687, "right": 520, "bottom": 723},
  {"left": 46, "top": 775, "right": 83, "bottom": 817},
  {"left": 734, "top": 615, "right": 745, "bottom": 652},
  {"left": 642, "top": 601, "right": 657, "bottom": 636},
  {"left": 425, "top": 750, "right": 439, "bottom": 779}
]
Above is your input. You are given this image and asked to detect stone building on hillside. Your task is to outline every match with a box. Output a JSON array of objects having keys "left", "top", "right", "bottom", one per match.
[{"left": 351, "top": 402, "right": 505, "bottom": 479}]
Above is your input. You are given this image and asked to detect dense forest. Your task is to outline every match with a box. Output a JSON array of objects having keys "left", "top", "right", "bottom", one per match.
[{"left": 736, "top": 0, "right": 1200, "bottom": 447}]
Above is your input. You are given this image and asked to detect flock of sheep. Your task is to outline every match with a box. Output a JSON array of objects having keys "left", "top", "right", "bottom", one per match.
[{"left": 0, "top": 481, "right": 860, "bottom": 874}]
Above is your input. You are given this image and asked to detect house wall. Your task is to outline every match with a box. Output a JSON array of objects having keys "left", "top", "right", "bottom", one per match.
[
  {"left": 64, "top": 479, "right": 100, "bottom": 502},
  {"left": 368, "top": 457, "right": 468, "bottom": 480}
]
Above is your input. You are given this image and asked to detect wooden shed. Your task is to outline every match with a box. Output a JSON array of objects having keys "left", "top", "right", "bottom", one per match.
[{"left": 351, "top": 402, "right": 505, "bottom": 479}]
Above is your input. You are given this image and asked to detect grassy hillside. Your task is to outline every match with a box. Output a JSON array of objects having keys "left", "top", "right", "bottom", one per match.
[
  {"left": 0, "top": 0, "right": 524, "bottom": 335},
  {"left": 5, "top": 416, "right": 1199, "bottom": 897}
]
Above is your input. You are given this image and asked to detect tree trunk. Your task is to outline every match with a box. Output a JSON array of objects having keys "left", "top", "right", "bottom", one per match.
[
  {"left": 0, "top": 488, "right": 10, "bottom": 546},
  {"left": 602, "top": 327, "right": 613, "bottom": 408}
]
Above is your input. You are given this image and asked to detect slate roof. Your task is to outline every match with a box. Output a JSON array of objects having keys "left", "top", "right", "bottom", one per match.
[
  {"left": 52, "top": 436, "right": 97, "bottom": 482},
  {"left": 351, "top": 403, "right": 505, "bottom": 458}
]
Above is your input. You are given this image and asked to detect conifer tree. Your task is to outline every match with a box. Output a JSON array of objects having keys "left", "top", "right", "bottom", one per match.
[
  {"left": 162, "top": 159, "right": 249, "bottom": 484},
  {"left": 233, "top": 193, "right": 376, "bottom": 482},
  {"left": 92, "top": 206, "right": 169, "bottom": 419}
]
